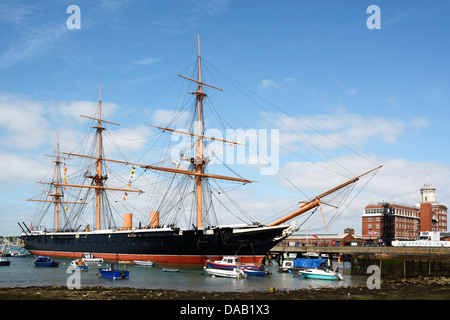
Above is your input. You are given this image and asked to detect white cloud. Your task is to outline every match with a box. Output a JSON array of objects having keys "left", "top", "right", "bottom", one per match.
[
  {"left": 411, "top": 117, "right": 430, "bottom": 129},
  {"left": 106, "top": 125, "right": 153, "bottom": 154},
  {"left": 259, "top": 79, "right": 278, "bottom": 90},
  {"left": 0, "top": 94, "right": 122, "bottom": 151},
  {"left": 0, "top": 152, "right": 48, "bottom": 185},
  {"left": 387, "top": 97, "right": 398, "bottom": 105},
  {"left": 151, "top": 109, "right": 192, "bottom": 126},
  {"left": 261, "top": 110, "right": 408, "bottom": 152},
  {"left": 0, "top": 24, "right": 67, "bottom": 71},
  {"left": 132, "top": 57, "right": 161, "bottom": 66},
  {"left": 258, "top": 78, "right": 298, "bottom": 91},
  {"left": 0, "top": 95, "right": 52, "bottom": 149}
]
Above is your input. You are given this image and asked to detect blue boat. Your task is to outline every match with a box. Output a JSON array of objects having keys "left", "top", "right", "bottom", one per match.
[
  {"left": 98, "top": 264, "right": 129, "bottom": 279},
  {"left": 0, "top": 256, "right": 11, "bottom": 266},
  {"left": 34, "top": 256, "right": 60, "bottom": 267},
  {"left": 243, "top": 268, "right": 271, "bottom": 276}
]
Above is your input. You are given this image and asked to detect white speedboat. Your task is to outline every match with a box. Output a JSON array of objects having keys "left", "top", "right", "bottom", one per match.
[
  {"left": 206, "top": 256, "right": 263, "bottom": 271},
  {"left": 299, "top": 267, "right": 344, "bottom": 280},
  {"left": 134, "top": 260, "right": 158, "bottom": 267},
  {"left": 81, "top": 253, "right": 103, "bottom": 263},
  {"left": 205, "top": 267, "right": 247, "bottom": 279}
]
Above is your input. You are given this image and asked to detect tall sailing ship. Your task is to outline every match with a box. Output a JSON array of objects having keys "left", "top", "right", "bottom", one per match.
[{"left": 20, "top": 36, "right": 381, "bottom": 265}]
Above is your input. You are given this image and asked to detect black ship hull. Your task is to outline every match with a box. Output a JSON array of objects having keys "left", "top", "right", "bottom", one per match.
[{"left": 21, "top": 224, "right": 290, "bottom": 264}]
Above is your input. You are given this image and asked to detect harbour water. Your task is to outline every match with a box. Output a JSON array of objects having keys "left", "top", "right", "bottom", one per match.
[{"left": 0, "top": 254, "right": 368, "bottom": 292}]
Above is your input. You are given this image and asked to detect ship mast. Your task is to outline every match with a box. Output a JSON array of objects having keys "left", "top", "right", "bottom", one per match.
[
  {"left": 170, "top": 33, "right": 238, "bottom": 229},
  {"left": 54, "top": 136, "right": 62, "bottom": 231},
  {"left": 44, "top": 84, "right": 144, "bottom": 231},
  {"left": 28, "top": 134, "right": 86, "bottom": 231},
  {"left": 94, "top": 84, "right": 106, "bottom": 230},
  {"left": 194, "top": 33, "right": 205, "bottom": 229}
]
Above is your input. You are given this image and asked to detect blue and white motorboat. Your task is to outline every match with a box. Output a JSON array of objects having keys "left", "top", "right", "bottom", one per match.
[
  {"left": 279, "top": 258, "right": 326, "bottom": 273},
  {"left": 34, "top": 256, "right": 60, "bottom": 267},
  {"left": 242, "top": 268, "right": 271, "bottom": 276},
  {"left": 299, "top": 267, "right": 344, "bottom": 280},
  {"left": 0, "top": 256, "right": 11, "bottom": 266},
  {"left": 67, "top": 259, "right": 89, "bottom": 271},
  {"left": 10, "top": 251, "right": 27, "bottom": 258},
  {"left": 98, "top": 264, "right": 129, "bottom": 279}
]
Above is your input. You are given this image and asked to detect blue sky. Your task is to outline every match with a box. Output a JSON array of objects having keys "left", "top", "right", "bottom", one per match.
[{"left": 1, "top": 0, "right": 449, "bottom": 236}]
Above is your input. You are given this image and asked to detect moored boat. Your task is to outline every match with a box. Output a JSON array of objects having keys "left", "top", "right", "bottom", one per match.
[
  {"left": 206, "top": 256, "right": 263, "bottom": 271},
  {"left": 299, "top": 267, "right": 344, "bottom": 280},
  {"left": 67, "top": 259, "right": 89, "bottom": 271},
  {"left": 0, "top": 256, "right": 11, "bottom": 266},
  {"left": 10, "top": 251, "right": 27, "bottom": 258},
  {"left": 243, "top": 268, "right": 271, "bottom": 276},
  {"left": 134, "top": 260, "right": 158, "bottom": 266},
  {"left": 81, "top": 253, "right": 103, "bottom": 263},
  {"left": 34, "top": 256, "right": 59, "bottom": 267},
  {"left": 205, "top": 267, "right": 247, "bottom": 279},
  {"left": 278, "top": 258, "right": 326, "bottom": 273},
  {"left": 98, "top": 264, "right": 129, "bottom": 279}
]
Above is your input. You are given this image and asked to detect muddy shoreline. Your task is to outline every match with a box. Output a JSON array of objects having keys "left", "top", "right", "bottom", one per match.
[{"left": 0, "top": 276, "right": 449, "bottom": 300}]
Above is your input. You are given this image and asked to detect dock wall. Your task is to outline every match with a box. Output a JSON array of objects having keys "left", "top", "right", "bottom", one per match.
[{"left": 270, "top": 245, "right": 450, "bottom": 278}]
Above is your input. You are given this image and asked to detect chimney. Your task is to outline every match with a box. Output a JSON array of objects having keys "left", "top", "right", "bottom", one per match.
[{"left": 150, "top": 211, "right": 160, "bottom": 228}]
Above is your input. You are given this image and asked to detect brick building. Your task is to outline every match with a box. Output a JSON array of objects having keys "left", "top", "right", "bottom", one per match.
[
  {"left": 281, "top": 228, "right": 359, "bottom": 247},
  {"left": 362, "top": 182, "right": 447, "bottom": 244}
]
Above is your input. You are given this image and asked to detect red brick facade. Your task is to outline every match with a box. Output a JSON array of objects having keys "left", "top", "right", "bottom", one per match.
[{"left": 362, "top": 184, "right": 447, "bottom": 242}]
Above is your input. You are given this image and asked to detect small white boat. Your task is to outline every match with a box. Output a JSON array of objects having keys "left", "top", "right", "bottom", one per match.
[
  {"left": 205, "top": 267, "right": 247, "bottom": 279},
  {"left": 67, "top": 259, "right": 89, "bottom": 271},
  {"left": 299, "top": 267, "right": 344, "bottom": 280},
  {"left": 134, "top": 260, "right": 158, "bottom": 267},
  {"left": 302, "top": 252, "right": 320, "bottom": 258},
  {"left": 206, "top": 256, "right": 263, "bottom": 271},
  {"left": 81, "top": 253, "right": 103, "bottom": 263}
]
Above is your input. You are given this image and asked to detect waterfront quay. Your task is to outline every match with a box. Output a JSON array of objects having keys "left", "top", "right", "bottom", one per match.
[{"left": 270, "top": 245, "right": 450, "bottom": 279}]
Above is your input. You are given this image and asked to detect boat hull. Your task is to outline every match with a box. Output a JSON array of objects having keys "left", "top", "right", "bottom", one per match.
[
  {"left": 134, "top": 260, "right": 158, "bottom": 266},
  {"left": 205, "top": 268, "right": 246, "bottom": 279},
  {"left": 98, "top": 268, "right": 129, "bottom": 279},
  {"left": 299, "top": 268, "right": 343, "bottom": 280},
  {"left": 0, "top": 260, "right": 10, "bottom": 266},
  {"left": 21, "top": 224, "right": 288, "bottom": 265},
  {"left": 206, "top": 261, "right": 263, "bottom": 270}
]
